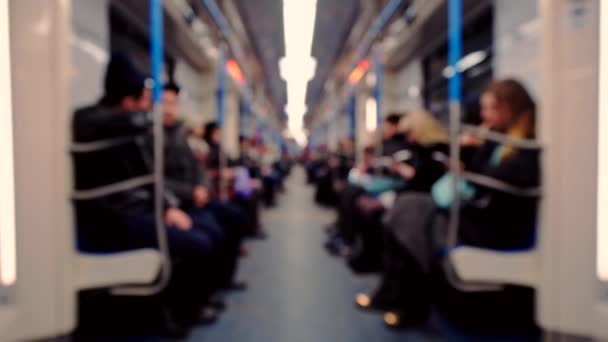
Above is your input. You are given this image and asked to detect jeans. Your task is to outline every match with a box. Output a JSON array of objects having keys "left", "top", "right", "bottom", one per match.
[{"left": 125, "top": 212, "right": 217, "bottom": 260}]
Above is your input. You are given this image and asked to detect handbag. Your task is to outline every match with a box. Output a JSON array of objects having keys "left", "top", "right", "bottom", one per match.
[{"left": 431, "top": 173, "right": 476, "bottom": 209}]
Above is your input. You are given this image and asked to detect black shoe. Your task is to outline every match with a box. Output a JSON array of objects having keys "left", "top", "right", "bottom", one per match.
[
  {"left": 324, "top": 236, "right": 351, "bottom": 257},
  {"left": 324, "top": 223, "right": 337, "bottom": 235},
  {"left": 251, "top": 229, "right": 268, "bottom": 240},
  {"left": 197, "top": 306, "right": 221, "bottom": 326},
  {"left": 208, "top": 293, "right": 227, "bottom": 312},
  {"left": 224, "top": 280, "right": 248, "bottom": 292},
  {"left": 160, "top": 308, "right": 191, "bottom": 338},
  {"left": 348, "top": 253, "right": 382, "bottom": 274},
  {"left": 354, "top": 293, "right": 396, "bottom": 312},
  {"left": 383, "top": 310, "right": 429, "bottom": 329}
]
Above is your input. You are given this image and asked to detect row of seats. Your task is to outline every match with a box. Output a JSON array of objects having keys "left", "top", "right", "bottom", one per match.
[
  {"left": 71, "top": 51, "right": 292, "bottom": 338},
  {"left": 306, "top": 78, "right": 541, "bottom": 332}
]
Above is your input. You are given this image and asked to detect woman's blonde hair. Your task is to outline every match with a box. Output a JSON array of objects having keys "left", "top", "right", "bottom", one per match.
[
  {"left": 483, "top": 79, "right": 536, "bottom": 161},
  {"left": 399, "top": 110, "right": 449, "bottom": 146}
]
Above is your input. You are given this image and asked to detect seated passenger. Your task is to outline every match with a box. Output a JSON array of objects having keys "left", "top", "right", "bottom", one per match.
[
  {"left": 355, "top": 79, "right": 540, "bottom": 329},
  {"left": 234, "top": 135, "right": 267, "bottom": 238},
  {"left": 186, "top": 121, "right": 209, "bottom": 164},
  {"left": 314, "top": 148, "right": 342, "bottom": 208},
  {"left": 259, "top": 143, "right": 281, "bottom": 207},
  {"left": 347, "top": 111, "right": 449, "bottom": 273},
  {"left": 326, "top": 114, "right": 408, "bottom": 260},
  {"left": 202, "top": 121, "right": 237, "bottom": 198},
  {"left": 72, "top": 53, "right": 226, "bottom": 329},
  {"left": 325, "top": 146, "right": 375, "bottom": 257},
  {"left": 162, "top": 82, "right": 248, "bottom": 291}
]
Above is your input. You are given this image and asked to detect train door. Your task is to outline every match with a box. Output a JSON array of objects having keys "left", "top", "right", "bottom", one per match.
[
  {"left": 537, "top": 0, "right": 608, "bottom": 338},
  {"left": 0, "top": 1, "right": 75, "bottom": 340}
]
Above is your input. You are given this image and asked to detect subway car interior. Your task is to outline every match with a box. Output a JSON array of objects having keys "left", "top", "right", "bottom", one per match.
[{"left": 1, "top": 0, "right": 608, "bottom": 341}]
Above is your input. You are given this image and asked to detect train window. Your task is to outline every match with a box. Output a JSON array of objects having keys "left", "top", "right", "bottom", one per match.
[
  {"left": 0, "top": 0, "right": 16, "bottom": 287},
  {"left": 597, "top": 0, "right": 608, "bottom": 282},
  {"left": 423, "top": 6, "right": 494, "bottom": 125}
]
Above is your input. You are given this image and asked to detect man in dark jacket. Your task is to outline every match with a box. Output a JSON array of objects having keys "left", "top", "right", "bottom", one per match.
[
  {"left": 162, "top": 82, "right": 248, "bottom": 290},
  {"left": 72, "top": 52, "right": 223, "bottom": 328}
]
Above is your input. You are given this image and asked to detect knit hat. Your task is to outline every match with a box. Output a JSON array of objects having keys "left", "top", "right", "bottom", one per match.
[{"left": 101, "top": 51, "right": 146, "bottom": 106}]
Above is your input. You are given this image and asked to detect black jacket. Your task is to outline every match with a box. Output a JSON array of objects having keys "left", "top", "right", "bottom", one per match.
[
  {"left": 206, "top": 142, "right": 237, "bottom": 169},
  {"left": 164, "top": 123, "right": 207, "bottom": 207},
  {"left": 235, "top": 153, "right": 261, "bottom": 179},
  {"left": 72, "top": 104, "right": 179, "bottom": 222},
  {"left": 399, "top": 143, "right": 448, "bottom": 193},
  {"left": 460, "top": 141, "right": 541, "bottom": 248},
  {"left": 382, "top": 133, "right": 409, "bottom": 157}
]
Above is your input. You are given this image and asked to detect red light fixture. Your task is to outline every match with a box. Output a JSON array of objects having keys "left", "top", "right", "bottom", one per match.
[
  {"left": 226, "top": 59, "right": 245, "bottom": 84},
  {"left": 348, "top": 60, "right": 370, "bottom": 85}
]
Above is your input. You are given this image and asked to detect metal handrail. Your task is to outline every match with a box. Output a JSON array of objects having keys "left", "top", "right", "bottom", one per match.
[
  {"left": 111, "top": 0, "right": 171, "bottom": 296},
  {"left": 72, "top": 175, "right": 155, "bottom": 201},
  {"left": 461, "top": 124, "right": 543, "bottom": 150},
  {"left": 462, "top": 172, "right": 541, "bottom": 198},
  {"left": 70, "top": 135, "right": 144, "bottom": 154},
  {"left": 443, "top": 0, "right": 506, "bottom": 292}
]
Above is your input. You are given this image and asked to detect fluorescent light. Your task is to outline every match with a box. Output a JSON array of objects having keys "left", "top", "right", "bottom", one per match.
[
  {"left": 282, "top": 0, "right": 317, "bottom": 146},
  {"left": 0, "top": 0, "right": 16, "bottom": 286},
  {"left": 366, "top": 98, "right": 377, "bottom": 132},
  {"left": 598, "top": 0, "right": 608, "bottom": 281},
  {"left": 458, "top": 50, "right": 488, "bottom": 71},
  {"left": 442, "top": 50, "right": 488, "bottom": 78}
]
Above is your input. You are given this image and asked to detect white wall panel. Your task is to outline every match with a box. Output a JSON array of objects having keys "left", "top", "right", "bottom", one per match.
[
  {"left": 70, "top": 0, "right": 109, "bottom": 108},
  {"left": 494, "top": 0, "right": 540, "bottom": 97}
]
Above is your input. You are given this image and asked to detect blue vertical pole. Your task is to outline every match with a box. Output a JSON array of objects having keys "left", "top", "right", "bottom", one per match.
[
  {"left": 217, "top": 46, "right": 227, "bottom": 126},
  {"left": 113, "top": 0, "right": 171, "bottom": 295},
  {"left": 274, "top": 130, "right": 282, "bottom": 152},
  {"left": 216, "top": 45, "right": 228, "bottom": 201},
  {"left": 447, "top": 0, "right": 463, "bottom": 248},
  {"left": 347, "top": 95, "right": 356, "bottom": 141},
  {"left": 240, "top": 99, "right": 250, "bottom": 137},
  {"left": 448, "top": 0, "right": 463, "bottom": 103},
  {"left": 374, "top": 49, "right": 383, "bottom": 128},
  {"left": 150, "top": 0, "right": 164, "bottom": 105},
  {"left": 373, "top": 47, "right": 384, "bottom": 169}
]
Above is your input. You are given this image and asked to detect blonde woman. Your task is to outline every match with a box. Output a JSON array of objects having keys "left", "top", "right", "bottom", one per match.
[
  {"left": 388, "top": 110, "right": 449, "bottom": 192},
  {"left": 346, "top": 111, "right": 450, "bottom": 273}
]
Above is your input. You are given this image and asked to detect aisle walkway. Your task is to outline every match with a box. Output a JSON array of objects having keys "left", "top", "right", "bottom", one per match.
[{"left": 191, "top": 169, "right": 443, "bottom": 342}]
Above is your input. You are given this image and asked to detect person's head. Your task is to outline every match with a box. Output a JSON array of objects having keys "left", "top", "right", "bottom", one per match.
[
  {"left": 189, "top": 125, "right": 204, "bottom": 138},
  {"left": 383, "top": 113, "right": 402, "bottom": 139},
  {"left": 203, "top": 122, "right": 221, "bottom": 145},
  {"left": 239, "top": 135, "right": 251, "bottom": 151},
  {"left": 338, "top": 138, "right": 353, "bottom": 153},
  {"left": 363, "top": 145, "right": 376, "bottom": 166},
  {"left": 481, "top": 79, "right": 536, "bottom": 137},
  {"left": 162, "top": 82, "right": 180, "bottom": 127},
  {"left": 399, "top": 110, "right": 448, "bottom": 146},
  {"left": 101, "top": 52, "right": 151, "bottom": 112},
  {"left": 480, "top": 79, "right": 536, "bottom": 160}
]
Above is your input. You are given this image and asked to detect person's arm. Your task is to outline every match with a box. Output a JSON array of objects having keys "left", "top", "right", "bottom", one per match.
[
  {"left": 482, "top": 149, "right": 541, "bottom": 188},
  {"left": 74, "top": 108, "right": 152, "bottom": 142},
  {"left": 165, "top": 179, "right": 194, "bottom": 205}
]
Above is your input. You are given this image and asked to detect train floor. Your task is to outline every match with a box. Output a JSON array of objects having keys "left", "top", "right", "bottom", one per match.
[
  {"left": 77, "top": 168, "right": 541, "bottom": 341},
  {"left": 189, "top": 168, "right": 539, "bottom": 342}
]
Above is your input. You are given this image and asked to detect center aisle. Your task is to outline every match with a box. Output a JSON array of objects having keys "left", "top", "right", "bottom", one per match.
[{"left": 190, "top": 168, "right": 443, "bottom": 342}]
